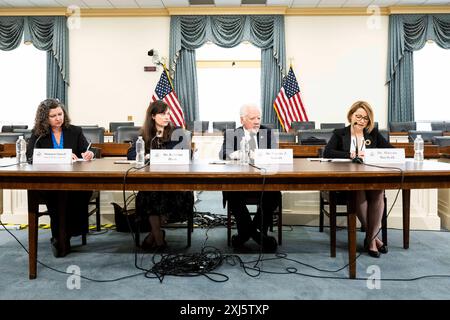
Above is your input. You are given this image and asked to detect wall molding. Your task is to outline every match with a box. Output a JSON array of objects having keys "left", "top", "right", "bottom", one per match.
[{"left": 1, "top": 6, "right": 450, "bottom": 17}]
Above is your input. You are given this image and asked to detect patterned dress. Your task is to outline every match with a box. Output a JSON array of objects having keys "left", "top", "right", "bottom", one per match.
[{"left": 127, "top": 134, "right": 194, "bottom": 223}]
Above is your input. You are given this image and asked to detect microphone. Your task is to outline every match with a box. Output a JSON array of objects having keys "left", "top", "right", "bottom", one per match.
[
  {"left": 28, "top": 134, "right": 44, "bottom": 164},
  {"left": 352, "top": 122, "right": 363, "bottom": 164},
  {"left": 146, "top": 130, "right": 162, "bottom": 164}
]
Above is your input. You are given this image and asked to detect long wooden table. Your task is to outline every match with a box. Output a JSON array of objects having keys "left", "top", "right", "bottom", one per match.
[
  {"left": 2, "top": 142, "right": 450, "bottom": 159},
  {"left": 1, "top": 158, "right": 450, "bottom": 280}
]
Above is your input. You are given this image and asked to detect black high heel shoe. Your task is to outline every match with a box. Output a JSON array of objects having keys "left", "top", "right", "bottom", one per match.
[
  {"left": 378, "top": 244, "right": 388, "bottom": 254},
  {"left": 367, "top": 248, "right": 381, "bottom": 258}
]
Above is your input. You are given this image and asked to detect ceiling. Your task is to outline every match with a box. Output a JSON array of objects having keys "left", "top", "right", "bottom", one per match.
[{"left": 0, "top": 0, "right": 449, "bottom": 9}]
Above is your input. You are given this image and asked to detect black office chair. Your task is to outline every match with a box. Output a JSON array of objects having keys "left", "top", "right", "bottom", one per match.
[
  {"left": 389, "top": 121, "right": 416, "bottom": 132},
  {"left": 379, "top": 129, "right": 389, "bottom": 142},
  {"left": 261, "top": 123, "right": 276, "bottom": 130},
  {"left": 297, "top": 129, "right": 334, "bottom": 145},
  {"left": 212, "top": 121, "right": 236, "bottom": 133},
  {"left": 114, "top": 126, "right": 141, "bottom": 143},
  {"left": 320, "top": 123, "right": 345, "bottom": 129},
  {"left": 185, "top": 121, "right": 209, "bottom": 134},
  {"left": 109, "top": 122, "right": 134, "bottom": 133},
  {"left": 0, "top": 133, "right": 22, "bottom": 144},
  {"left": 1, "top": 125, "right": 28, "bottom": 133},
  {"left": 408, "top": 130, "right": 443, "bottom": 143},
  {"left": 430, "top": 121, "right": 449, "bottom": 132},
  {"left": 223, "top": 192, "right": 282, "bottom": 246},
  {"left": 432, "top": 136, "right": 450, "bottom": 147},
  {"left": 12, "top": 129, "right": 32, "bottom": 142},
  {"left": 319, "top": 191, "right": 388, "bottom": 257},
  {"left": 81, "top": 127, "right": 105, "bottom": 144},
  {"left": 291, "top": 121, "right": 315, "bottom": 132},
  {"left": 277, "top": 132, "right": 296, "bottom": 143}
]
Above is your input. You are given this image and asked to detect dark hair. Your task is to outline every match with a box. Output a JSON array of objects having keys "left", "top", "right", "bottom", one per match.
[
  {"left": 140, "top": 100, "right": 174, "bottom": 150},
  {"left": 33, "top": 98, "right": 71, "bottom": 136}
]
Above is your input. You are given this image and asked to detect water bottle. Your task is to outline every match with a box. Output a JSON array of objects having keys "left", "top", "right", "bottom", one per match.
[
  {"left": 135, "top": 136, "right": 145, "bottom": 166},
  {"left": 414, "top": 134, "right": 424, "bottom": 162},
  {"left": 16, "top": 136, "right": 27, "bottom": 166},
  {"left": 239, "top": 136, "right": 249, "bottom": 164}
]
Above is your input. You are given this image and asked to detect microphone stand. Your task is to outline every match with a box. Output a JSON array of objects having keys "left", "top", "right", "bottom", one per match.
[
  {"left": 352, "top": 122, "right": 363, "bottom": 164},
  {"left": 147, "top": 131, "right": 162, "bottom": 165},
  {"left": 28, "top": 134, "right": 44, "bottom": 164}
]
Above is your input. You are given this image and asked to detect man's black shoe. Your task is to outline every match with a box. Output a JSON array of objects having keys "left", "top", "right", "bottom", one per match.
[
  {"left": 231, "top": 234, "right": 249, "bottom": 248},
  {"left": 252, "top": 232, "right": 277, "bottom": 252}
]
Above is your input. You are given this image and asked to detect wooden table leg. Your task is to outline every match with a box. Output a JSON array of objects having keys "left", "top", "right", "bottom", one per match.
[
  {"left": 402, "top": 189, "right": 410, "bottom": 249},
  {"left": 27, "top": 190, "right": 39, "bottom": 280},
  {"left": 57, "top": 191, "right": 69, "bottom": 256},
  {"left": 347, "top": 196, "right": 357, "bottom": 279}
]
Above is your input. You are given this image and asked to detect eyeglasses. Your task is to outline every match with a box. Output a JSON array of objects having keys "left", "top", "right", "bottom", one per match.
[{"left": 354, "top": 114, "right": 369, "bottom": 122}]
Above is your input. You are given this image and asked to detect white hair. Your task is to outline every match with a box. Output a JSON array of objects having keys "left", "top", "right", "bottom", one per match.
[{"left": 240, "top": 104, "right": 261, "bottom": 117}]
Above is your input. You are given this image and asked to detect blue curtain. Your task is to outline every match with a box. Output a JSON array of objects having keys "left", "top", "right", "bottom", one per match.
[
  {"left": 169, "top": 15, "right": 286, "bottom": 123},
  {"left": 0, "top": 16, "right": 69, "bottom": 106},
  {"left": 387, "top": 14, "right": 450, "bottom": 122}
]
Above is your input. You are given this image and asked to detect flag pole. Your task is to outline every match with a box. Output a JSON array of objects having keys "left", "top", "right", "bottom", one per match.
[
  {"left": 162, "top": 64, "right": 175, "bottom": 91},
  {"left": 273, "top": 103, "right": 287, "bottom": 132}
]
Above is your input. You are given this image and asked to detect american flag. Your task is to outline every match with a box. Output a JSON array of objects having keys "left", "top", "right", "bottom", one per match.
[
  {"left": 273, "top": 67, "right": 309, "bottom": 132},
  {"left": 151, "top": 70, "right": 185, "bottom": 128}
]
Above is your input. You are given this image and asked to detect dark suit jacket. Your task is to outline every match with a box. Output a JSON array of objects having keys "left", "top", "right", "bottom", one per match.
[
  {"left": 219, "top": 125, "right": 278, "bottom": 160},
  {"left": 26, "top": 125, "right": 89, "bottom": 161},
  {"left": 323, "top": 125, "right": 392, "bottom": 159}
]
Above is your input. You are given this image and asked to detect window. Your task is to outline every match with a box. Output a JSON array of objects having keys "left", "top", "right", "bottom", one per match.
[
  {"left": 414, "top": 41, "right": 450, "bottom": 129},
  {"left": 196, "top": 42, "right": 261, "bottom": 130},
  {"left": 0, "top": 42, "right": 46, "bottom": 130}
]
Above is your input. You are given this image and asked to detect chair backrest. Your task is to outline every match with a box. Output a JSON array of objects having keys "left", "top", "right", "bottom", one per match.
[
  {"left": 81, "top": 127, "right": 105, "bottom": 144},
  {"left": 320, "top": 123, "right": 345, "bottom": 129},
  {"left": 212, "top": 121, "right": 236, "bottom": 133},
  {"left": 185, "top": 121, "right": 209, "bottom": 133},
  {"left": 297, "top": 129, "right": 334, "bottom": 145},
  {"left": 408, "top": 130, "right": 443, "bottom": 143},
  {"left": 378, "top": 129, "right": 389, "bottom": 142},
  {"left": 277, "top": 132, "right": 296, "bottom": 143},
  {"left": 291, "top": 121, "right": 315, "bottom": 131},
  {"left": 114, "top": 126, "right": 141, "bottom": 143},
  {"left": 261, "top": 123, "right": 276, "bottom": 130},
  {"left": 389, "top": 121, "right": 416, "bottom": 132},
  {"left": 12, "top": 129, "right": 32, "bottom": 142},
  {"left": 430, "top": 121, "right": 449, "bottom": 131},
  {"left": 79, "top": 124, "right": 99, "bottom": 128},
  {"left": 0, "top": 133, "right": 21, "bottom": 144},
  {"left": 109, "top": 122, "right": 134, "bottom": 133},
  {"left": 432, "top": 136, "right": 450, "bottom": 147},
  {"left": 1, "top": 125, "right": 28, "bottom": 133}
]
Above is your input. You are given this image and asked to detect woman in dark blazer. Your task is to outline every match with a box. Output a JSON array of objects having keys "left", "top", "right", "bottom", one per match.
[
  {"left": 26, "top": 98, "right": 94, "bottom": 257},
  {"left": 127, "top": 100, "right": 193, "bottom": 250},
  {"left": 323, "top": 101, "right": 392, "bottom": 258}
]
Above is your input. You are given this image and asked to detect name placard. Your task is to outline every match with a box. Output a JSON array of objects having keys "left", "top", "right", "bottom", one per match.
[
  {"left": 150, "top": 149, "right": 190, "bottom": 165},
  {"left": 364, "top": 148, "right": 405, "bottom": 164},
  {"left": 32, "top": 148, "right": 72, "bottom": 164},
  {"left": 254, "top": 149, "right": 293, "bottom": 165}
]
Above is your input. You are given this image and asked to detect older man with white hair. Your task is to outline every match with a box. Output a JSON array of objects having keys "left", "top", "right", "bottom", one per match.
[{"left": 219, "top": 104, "right": 279, "bottom": 252}]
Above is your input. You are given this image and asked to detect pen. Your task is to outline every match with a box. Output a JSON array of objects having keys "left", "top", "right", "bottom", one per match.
[{"left": 86, "top": 142, "right": 91, "bottom": 153}]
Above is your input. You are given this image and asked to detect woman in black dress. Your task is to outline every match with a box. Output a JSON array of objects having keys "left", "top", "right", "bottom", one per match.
[{"left": 127, "top": 100, "right": 194, "bottom": 249}]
